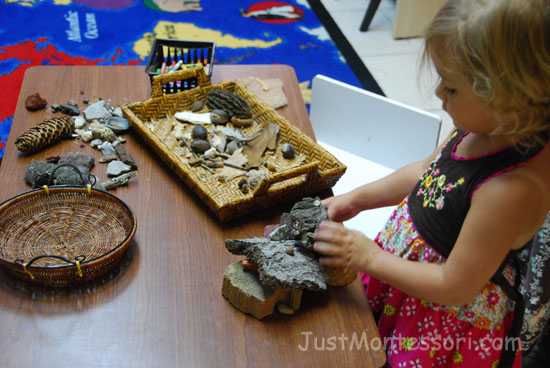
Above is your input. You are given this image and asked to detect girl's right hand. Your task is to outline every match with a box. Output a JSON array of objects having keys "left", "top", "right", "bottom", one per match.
[{"left": 322, "top": 192, "right": 361, "bottom": 222}]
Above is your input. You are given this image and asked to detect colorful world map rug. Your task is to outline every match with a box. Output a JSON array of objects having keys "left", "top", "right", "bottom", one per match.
[{"left": 0, "top": 0, "right": 378, "bottom": 161}]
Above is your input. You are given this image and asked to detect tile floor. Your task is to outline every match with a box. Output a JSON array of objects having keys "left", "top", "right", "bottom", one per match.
[{"left": 320, "top": 0, "right": 454, "bottom": 145}]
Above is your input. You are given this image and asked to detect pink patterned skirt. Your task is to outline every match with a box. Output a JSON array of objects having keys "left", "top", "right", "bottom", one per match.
[{"left": 362, "top": 198, "right": 521, "bottom": 367}]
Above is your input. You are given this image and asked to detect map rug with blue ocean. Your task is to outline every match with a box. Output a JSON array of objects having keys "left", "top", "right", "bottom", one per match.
[{"left": 0, "top": 0, "right": 364, "bottom": 160}]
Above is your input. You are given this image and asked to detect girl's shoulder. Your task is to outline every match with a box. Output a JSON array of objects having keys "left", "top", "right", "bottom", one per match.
[{"left": 473, "top": 143, "right": 550, "bottom": 247}]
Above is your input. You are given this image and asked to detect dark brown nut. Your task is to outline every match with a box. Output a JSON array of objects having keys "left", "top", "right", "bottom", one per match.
[
  {"left": 191, "top": 139, "right": 211, "bottom": 154},
  {"left": 281, "top": 143, "right": 296, "bottom": 159},
  {"left": 210, "top": 109, "right": 229, "bottom": 124},
  {"left": 285, "top": 247, "right": 295, "bottom": 256},
  {"left": 191, "top": 125, "right": 208, "bottom": 140}
]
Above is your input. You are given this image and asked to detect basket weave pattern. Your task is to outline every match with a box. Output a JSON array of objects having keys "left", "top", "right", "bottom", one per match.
[
  {"left": 122, "top": 67, "right": 346, "bottom": 221},
  {"left": 0, "top": 187, "right": 137, "bottom": 286}
]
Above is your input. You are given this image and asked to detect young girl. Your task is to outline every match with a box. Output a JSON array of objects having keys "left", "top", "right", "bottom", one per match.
[{"left": 313, "top": 0, "right": 550, "bottom": 367}]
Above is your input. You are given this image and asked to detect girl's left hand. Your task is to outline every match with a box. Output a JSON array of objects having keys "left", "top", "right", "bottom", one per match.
[{"left": 313, "top": 220, "right": 381, "bottom": 273}]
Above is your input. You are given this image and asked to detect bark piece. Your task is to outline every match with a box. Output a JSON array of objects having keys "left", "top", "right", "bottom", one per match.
[
  {"left": 221, "top": 261, "right": 302, "bottom": 320},
  {"left": 225, "top": 237, "right": 327, "bottom": 291}
]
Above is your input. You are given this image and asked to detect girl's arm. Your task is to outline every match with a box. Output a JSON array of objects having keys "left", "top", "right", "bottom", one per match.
[
  {"left": 315, "top": 158, "right": 549, "bottom": 306},
  {"left": 324, "top": 132, "right": 452, "bottom": 222}
]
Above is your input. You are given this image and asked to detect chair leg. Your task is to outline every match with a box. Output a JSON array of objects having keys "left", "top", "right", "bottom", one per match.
[{"left": 360, "top": 0, "right": 382, "bottom": 32}]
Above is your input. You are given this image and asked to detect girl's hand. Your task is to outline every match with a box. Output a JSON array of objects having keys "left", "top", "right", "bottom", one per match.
[
  {"left": 322, "top": 193, "right": 361, "bottom": 222},
  {"left": 313, "top": 220, "right": 381, "bottom": 273}
]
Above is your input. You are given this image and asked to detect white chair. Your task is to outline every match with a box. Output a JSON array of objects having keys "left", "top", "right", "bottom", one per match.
[{"left": 310, "top": 74, "right": 442, "bottom": 237}]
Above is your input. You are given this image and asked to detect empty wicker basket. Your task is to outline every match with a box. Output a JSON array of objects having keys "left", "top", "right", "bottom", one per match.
[{"left": 0, "top": 185, "right": 137, "bottom": 287}]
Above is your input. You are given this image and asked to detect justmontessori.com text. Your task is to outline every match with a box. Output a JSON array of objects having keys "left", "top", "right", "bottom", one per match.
[{"left": 297, "top": 331, "right": 521, "bottom": 352}]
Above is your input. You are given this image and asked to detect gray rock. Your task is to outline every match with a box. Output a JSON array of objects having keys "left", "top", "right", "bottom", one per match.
[
  {"left": 106, "top": 160, "right": 132, "bottom": 177},
  {"left": 225, "top": 237, "right": 327, "bottom": 291},
  {"left": 59, "top": 104, "right": 80, "bottom": 116},
  {"left": 52, "top": 165, "right": 89, "bottom": 186},
  {"left": 24, "top": 161, "right": 57, "bottom": 188},
  {"left": 98, "top": 141, "right": 115, "bottom": 155},
  {"left": 83, "top": 100, "right": 111, "bottom": 120},
  {"left": 90, "top": 139, "right": 103, "bottom": 148}
]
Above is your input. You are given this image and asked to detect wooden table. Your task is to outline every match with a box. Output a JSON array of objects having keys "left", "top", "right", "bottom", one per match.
[{"left": 0, "top": 65, "right": 385, "bottom": 368}]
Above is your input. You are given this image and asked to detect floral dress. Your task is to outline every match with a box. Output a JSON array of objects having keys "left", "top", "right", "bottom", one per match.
[
  {"left": 360, "top": 130, "right": 549, "bottom": 367},
  {"left": 363, "top": 197, "right": 519, "bottom": 367}
]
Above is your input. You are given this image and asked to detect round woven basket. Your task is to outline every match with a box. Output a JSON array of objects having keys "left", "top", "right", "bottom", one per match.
[{"left": 0, "top": 186, "right": 137, "bottom": 287}]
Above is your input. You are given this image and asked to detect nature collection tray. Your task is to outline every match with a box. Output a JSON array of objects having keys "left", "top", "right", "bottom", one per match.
[{"left": 122, "top": 66, "right": 346, "bottom": 221}]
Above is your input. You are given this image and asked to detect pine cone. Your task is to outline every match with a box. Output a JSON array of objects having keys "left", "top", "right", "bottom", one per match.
[
  {"left": 15, "top": 117, "right": 74, "bottom": 153},
  {"left": 206, "top": 89, "right": 252, "bottom": 119}
]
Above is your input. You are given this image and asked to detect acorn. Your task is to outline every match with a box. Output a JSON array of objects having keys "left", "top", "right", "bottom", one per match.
[{"left": 15, "top": 117, "right": 74, "bottom": 153}]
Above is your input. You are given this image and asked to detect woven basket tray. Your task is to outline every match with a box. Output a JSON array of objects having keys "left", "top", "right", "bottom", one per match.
[
  {"left": 0, "top": 185, "right": 137, "bottom": 287},
  {"left": 122, "top": 66, "right": 346, "bottom": 222}
]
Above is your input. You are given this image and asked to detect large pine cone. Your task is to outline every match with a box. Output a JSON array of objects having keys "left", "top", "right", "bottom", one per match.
[
  {"left": 206, "top": 89, "right": 252, "bottom": 119},
  {"left": 15, "top": 117, "right": 74, "bottom": 153}
]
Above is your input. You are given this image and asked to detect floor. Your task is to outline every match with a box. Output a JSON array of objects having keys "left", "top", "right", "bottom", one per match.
[{"left": 320, "top": 0, "right": 454, "bottom": 145}]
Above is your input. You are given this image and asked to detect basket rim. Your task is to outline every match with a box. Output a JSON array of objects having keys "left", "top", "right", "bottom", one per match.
[{"left": 0, "top": 185, "right": 137, "bottom": 271}]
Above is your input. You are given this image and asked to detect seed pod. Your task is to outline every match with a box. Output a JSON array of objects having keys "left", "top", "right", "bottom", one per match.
[
  {"left": 15, "top": 117, "right": 74, "bottom": 153},
  {"left": 206, "top": 89, "right": 252, "bottom": 119}
]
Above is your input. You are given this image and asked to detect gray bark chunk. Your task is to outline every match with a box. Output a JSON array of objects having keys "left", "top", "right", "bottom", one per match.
[{"left": 225, "top": 238, "right": 327, "bottom": 291}]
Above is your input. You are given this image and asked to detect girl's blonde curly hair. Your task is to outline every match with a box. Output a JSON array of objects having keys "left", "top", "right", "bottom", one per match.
[{"left": 422, "top": 0, "right": 550, "bottom": 147}]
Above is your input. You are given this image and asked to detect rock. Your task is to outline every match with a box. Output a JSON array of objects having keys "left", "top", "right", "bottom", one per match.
[
  {"left": 57, "top": 151, "right": 95, "bottom": 174},
  {"left": 90, "top": 139, "right": 103, "bottom": 148},
  {"left": 52, "top": 165, "right": 89, "bottom": 186},
  {"left": 225, "top": 237, "right": 327, "bottom": 291},
  {"left": 106, "top": 160, "right": 132, "bottom": 177},
  {"left": 83, "top": 100, "right": 111, "bottom": 120},
  {"left": 58, "top": 104, "right": 80, "bottom": 116},
  {"left": 25, "top": 92, "right": 48, "bottom": 111},
  {"left": 73, "top": 116, "right": 87, "bottom": 129},
  {"left": 221, "top": 261, "right": 302, "bottom": 320},
  {"left": 24, "top": 161, "right": 57, "bottom": 187},
  {"left": 105, "top": 116, "right": 130, "bottom": 134},
  {"left": 114, "top": 144, "right": 138, "bottom": 170}
]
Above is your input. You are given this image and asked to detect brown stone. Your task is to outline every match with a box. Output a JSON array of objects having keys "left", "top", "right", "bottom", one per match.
[{"left": 24, "top": 92, "right": 48, "bottom": 111}]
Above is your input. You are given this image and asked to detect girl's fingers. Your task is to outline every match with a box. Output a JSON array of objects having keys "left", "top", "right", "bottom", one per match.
[
  {"left": 313, "top": 241, "right": 340, "bottom": 256},
  {"left": 318, "top": 256, "right": 345, "bottom": 267}
]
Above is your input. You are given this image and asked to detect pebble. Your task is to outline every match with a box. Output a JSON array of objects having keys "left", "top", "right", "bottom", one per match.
[
  {"left": 277, "top": 303, "right": 294, "bottom": 315},
  {"left": 73, "top": 116, "right": 87, "bottom": 129},
  {"left": 191, "top": 100, "right": 204, "bottom": 112},
  {"left": 106, "top": 160, "right": 132, "bottom": 177},
  {"left": 83, "top": 100, "right": 111, "bottom": 120}
]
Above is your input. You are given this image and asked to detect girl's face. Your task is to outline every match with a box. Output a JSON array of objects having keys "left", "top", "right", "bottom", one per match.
[{"left": 433, "top": 59, "right": 499, "bottom": 135}]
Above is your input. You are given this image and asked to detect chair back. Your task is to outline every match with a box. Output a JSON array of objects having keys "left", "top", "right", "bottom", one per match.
[{"left": 310, "top": 75, "right": 441, "bottom": 170}]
